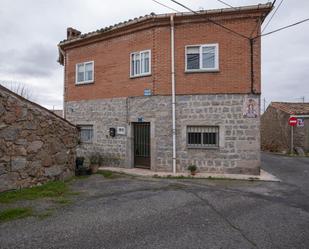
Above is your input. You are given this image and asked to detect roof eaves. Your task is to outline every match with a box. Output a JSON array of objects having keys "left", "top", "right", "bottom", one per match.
[{"left": 58, "top": 3, "right": 272, "bottom": 47}]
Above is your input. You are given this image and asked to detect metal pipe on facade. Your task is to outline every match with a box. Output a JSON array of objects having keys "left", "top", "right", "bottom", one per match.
[
  {"left": 58, "top": 45, "right": 66, "bottom": 119},
  {"left": 170, "top": 14, "right": 177, "bottom": 174}
]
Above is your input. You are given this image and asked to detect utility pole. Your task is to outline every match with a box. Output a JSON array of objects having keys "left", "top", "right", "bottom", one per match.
[{"left": 263, "top": 98, "right": 266, "bottom": 113}]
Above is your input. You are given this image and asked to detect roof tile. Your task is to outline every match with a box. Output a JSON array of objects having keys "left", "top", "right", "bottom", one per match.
[{"left": 271, "top": 102, "right": 309, "bottom": 115}]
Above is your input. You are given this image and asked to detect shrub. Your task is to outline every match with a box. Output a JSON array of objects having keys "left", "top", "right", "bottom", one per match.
[
  {"left": 187, "top": 165, "right": 197, "bottom": 173},
  {"left": 89, "top": 154, "right": 101, "bottom": 165}
]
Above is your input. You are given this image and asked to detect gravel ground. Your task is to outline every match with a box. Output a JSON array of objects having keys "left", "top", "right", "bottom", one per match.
[{"left": 1, "top": 153, "right": 309, "bottom": 249}]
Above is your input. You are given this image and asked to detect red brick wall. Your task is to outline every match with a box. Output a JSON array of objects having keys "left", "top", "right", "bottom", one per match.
[{"left": 64, "top": 15, "right": 262, "bottom": 102}]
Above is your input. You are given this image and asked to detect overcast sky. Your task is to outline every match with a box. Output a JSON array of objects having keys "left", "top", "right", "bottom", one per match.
[{"left": 1, "top": 0, "right": 308, "bottom": 110}]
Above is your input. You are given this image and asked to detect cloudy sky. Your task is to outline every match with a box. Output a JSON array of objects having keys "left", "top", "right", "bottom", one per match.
[{"left": 1, "top": 0, "right": 308, "bottom": 110}]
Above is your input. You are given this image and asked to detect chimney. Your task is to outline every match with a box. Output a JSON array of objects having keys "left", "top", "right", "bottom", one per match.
[{"left": 67, "top": 27, "right": 81, "bottom": 40}]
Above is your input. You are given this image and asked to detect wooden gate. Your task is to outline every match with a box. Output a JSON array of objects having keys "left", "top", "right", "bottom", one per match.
[{"left": 133, "top": 122, "right": 150, "bottom": 169}]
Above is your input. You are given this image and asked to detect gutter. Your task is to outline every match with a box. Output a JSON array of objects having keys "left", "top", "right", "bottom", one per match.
[{"left": 170, "top": 14, "right": 177, "bottom": 174}]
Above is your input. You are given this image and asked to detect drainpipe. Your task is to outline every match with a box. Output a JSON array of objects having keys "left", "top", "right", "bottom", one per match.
[
  {"left": 58, "top": 45, "right": 66, "bottom": 119},
  {"left": 170, "top": 15, "right": 176, "bottom": 174},
  {"left": 250, "top": 38, "right": 255, "bottom": 94}
]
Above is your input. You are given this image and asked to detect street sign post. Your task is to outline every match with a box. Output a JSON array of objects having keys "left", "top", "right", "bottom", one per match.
[{"left": 288, "top": 117, "right": 297, "bottom": 154}]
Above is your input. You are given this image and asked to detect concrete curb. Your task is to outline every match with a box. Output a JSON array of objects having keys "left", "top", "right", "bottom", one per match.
[{"left": 98, "top": 167, "right": 280, "bottom": 182}]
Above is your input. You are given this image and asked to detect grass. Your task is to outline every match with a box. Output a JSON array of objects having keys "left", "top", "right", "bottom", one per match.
[
  {"left": 0, "top": 181, "right": 70, "bottom": 204},
  {"left": 153, "top": 174, "right": 242, "bottom": 181},
  {"left": 0, "top": 208, "right": 33, "bottom": 223},
  {"left": 97, "top": 170, "right": 123, "bottom": 179}
]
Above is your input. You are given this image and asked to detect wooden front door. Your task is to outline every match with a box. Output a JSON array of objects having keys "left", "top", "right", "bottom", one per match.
[{"left": 134, "top": 122, "right": 151, "bottom": 169}]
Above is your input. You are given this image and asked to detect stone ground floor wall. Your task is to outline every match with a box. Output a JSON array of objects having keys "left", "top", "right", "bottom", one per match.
[
  {"left": 66, "top": 94, "right": 260, "bottom": 175},
  {"left": 0, "top": 85, "right": 78, "bottom": 192}
]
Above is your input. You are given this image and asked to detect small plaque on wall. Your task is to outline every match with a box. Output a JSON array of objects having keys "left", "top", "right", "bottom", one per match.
[
  {"left": 137, "top": 117, "right": 144, "bottom": 122},
  {"left": 144, "top": 89, "right": 152, "bottom": 96},
  {"left": 117, "top": 127, "right": 126, "bottom": 135}
]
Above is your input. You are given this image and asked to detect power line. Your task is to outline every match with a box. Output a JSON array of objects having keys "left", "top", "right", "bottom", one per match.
[
  {"left": 256, "top": 18, "right": 309, "bottom": 39},
  {"left": 170, "top": 0, "right": 249, "bottom": 39},
  {"left": 151, "top": 0, "right": 181, "bottom": 13},
  {"left": 262, "top": 0, "right": 284, "bottom": 33},
  {"left": 216, "top": 0, "right": 235, "bottom": 9}
]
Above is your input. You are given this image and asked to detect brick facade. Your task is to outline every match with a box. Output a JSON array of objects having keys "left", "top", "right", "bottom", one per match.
[{"left": 61, "top": 7, "right": 269, "bottom": 102}]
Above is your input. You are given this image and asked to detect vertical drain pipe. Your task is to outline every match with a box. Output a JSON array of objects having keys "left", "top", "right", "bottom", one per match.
[{"left": 170, "top": 15, "right": 176, "bottom": 174}]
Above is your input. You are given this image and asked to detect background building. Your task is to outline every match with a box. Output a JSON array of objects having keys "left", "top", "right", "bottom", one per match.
[{"left": 261, "top": 102, "right": 309, "bottom": 154}]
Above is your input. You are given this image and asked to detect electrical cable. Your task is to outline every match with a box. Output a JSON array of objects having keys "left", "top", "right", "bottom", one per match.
[
  {"left": 262, "top": 0, "right": 284, "bottom": 33},
  {"left": 151, "top": 0, "right": 181, "bottom": 13}
]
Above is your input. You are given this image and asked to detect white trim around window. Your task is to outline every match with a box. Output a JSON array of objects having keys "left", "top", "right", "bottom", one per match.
[
  {"left": 185, "top": 43, "right": 219, "bottom": 72},
  {"left": 130, "top": 50, "right": 151, "bottom": 78},
  {"left": 75, "top": 61, "right": 94, "bottom": 85}
]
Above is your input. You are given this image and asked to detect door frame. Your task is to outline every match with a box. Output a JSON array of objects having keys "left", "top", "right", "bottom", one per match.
[
  {"left": 126, "top": 120, "right": 156, "bottom": 170},
  {"left": 133, "top": 122, "right": 151, "bottom": 169}
]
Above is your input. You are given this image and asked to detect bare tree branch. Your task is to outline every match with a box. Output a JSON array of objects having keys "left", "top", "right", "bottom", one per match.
[{"left": 0, "top": 80, "right": 35, "bottom": 101}]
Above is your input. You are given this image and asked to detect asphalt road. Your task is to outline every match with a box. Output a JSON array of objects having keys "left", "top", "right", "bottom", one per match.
[{"left": 1, "top": 153, "right": 309, "bottom": 249}]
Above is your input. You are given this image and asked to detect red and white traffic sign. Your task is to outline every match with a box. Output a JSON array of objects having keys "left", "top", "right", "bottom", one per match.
[{"left": 289, "top": 117, "right": 297, "bottom": 126}]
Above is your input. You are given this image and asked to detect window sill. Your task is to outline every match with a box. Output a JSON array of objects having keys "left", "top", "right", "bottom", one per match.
[
  {"left": 130, "top": 73, "right": 151, "bottom": 79},
  {"left": 187, "top": 146, "right": 219, "bottom": 150},
  {"left": 75, "top": 80, "right": 94, "bottom": 85},
  {"left": 185, "top": 69, "right": 220, "bottom": 74}
]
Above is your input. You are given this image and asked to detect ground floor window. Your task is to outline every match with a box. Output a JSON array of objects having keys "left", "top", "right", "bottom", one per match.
[
  {"left": 77, "top": 125, "right": 94, "bottom": 143},
  {"left": 187, "top": 126, "right": 219, "bottom": 148}
]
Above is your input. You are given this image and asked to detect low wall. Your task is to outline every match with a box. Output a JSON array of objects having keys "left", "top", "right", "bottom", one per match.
[{"left": 0, "top": 85, "right": 78, "bottom": 192}]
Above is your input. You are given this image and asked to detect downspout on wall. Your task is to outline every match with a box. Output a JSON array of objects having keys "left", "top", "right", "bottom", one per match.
[
  {"left": 170, "top": 15, "right": 176, "bottom": 174},
  {"left": 58, "top": 45, "right": 66, "bottom": 119}
]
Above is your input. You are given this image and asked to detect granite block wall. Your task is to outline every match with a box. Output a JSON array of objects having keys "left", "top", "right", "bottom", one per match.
[
  {"left": 66, "top": 94, "right": 260, "bottom": 175},
  {"left": 0, "top": 86, "right": 78, "bottom": 192}
]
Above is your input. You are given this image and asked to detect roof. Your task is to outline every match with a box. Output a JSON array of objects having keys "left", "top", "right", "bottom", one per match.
[
  {"left": 270, "top": 102, "right": 309, "bottom": 115},
  {"left": 50, "top": 109, "right": 63, "bottom": 117},
  {"left": 58, "top": 2, "right": 272, "bottom": 57},
  {"left": 0, "top": 84, "right": 75, "bottom": 128}
]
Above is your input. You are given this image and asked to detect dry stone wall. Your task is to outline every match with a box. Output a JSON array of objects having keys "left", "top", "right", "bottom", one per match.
[{"left": 0, "top": 86, "right": 78, "bottom": 192}]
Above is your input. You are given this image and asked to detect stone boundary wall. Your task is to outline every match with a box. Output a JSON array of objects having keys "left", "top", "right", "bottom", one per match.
[
  {"left": 66, "top": 94, "right": 260, "bottom": 175},
  {"left": 0, "top": 85, "right": 78, "bottom": 192}
]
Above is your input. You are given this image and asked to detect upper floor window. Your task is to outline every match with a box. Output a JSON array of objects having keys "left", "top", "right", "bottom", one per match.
[
  {"left": 76, "top": 61, "right": 94, "bottom": 84},
  {"left": 185, "top": 44, "right": 219, "bottom": 72},
  {"left": 130, "top": 50, "right": 151, "bottom": 77}
]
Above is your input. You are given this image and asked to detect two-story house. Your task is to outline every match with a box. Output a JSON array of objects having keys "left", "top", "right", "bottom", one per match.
[{"left": 58, "top": 3, "right": 272, "bottom": 175}]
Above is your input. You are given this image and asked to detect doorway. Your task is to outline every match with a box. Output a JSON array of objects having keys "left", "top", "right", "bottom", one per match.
[{"left": 133, "top": 122, "right": 151, "bottom": 169}]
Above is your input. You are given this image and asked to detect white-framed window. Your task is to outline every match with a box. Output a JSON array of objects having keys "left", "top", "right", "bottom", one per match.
[
  {"left": 185, "top": 44, "right": 219, "bottom": 72},
  {"left": 130, "top": 50, "right": 151, "bottom": 77},
  {"left": 76, "top": 61, "right": 94, "bottom": 84},
  {"left": 187, "top": 126, "right": 219, "bottom": 148},
  {"left": 78, "top": 125, "right": 94, "bottom": 143}
]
